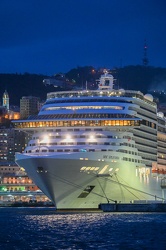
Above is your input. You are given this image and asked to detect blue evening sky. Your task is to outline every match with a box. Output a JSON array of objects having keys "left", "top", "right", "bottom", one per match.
[{"left": 0, "top": 0, "right": 165, "bottom": 75}]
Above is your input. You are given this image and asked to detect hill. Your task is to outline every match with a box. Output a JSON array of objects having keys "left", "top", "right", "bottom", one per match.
[
  {"left": 0, "top": 73, "right": 56, "bottom": 106},
  {"left": 0, "top": 65, "right": 166, "bottom": 106},
  {"left": 66, "top": 65, "right": 166, "bottom": 102}
]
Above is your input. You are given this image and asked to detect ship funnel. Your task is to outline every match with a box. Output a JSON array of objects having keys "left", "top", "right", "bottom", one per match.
[{"left": 98, "top": 71, "right": 114, "bottom": 90}]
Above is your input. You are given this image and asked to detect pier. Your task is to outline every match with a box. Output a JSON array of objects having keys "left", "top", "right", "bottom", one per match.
[{"left": 99, "top": 202, "right": 166, "bottom": 212}]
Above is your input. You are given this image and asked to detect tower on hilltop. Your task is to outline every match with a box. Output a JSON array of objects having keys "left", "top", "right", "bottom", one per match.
[{"left": 143, "top": 39, "right": 149, "bottom": 66}]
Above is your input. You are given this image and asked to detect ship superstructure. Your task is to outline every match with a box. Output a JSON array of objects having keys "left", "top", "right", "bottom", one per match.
[{"left": 13, "top": 72, "right": 166, "bottom": 209}]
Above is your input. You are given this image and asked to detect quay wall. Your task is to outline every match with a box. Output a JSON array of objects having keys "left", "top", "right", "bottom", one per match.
[{"left": 99, "top": 203, "right": 166, "bottom": 212}]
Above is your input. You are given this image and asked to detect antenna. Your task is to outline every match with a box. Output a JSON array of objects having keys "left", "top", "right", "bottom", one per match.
[
  {"left": 143, "top": 39, "right": 149, "bottom": 66},
  {"left": 85, "top": 81, "right": 88, "bottom": 90}
]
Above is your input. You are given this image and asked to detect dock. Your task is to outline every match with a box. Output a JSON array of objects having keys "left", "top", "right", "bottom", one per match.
[{"left": 99, "top": 203, "right": 166, "bottom": 212}]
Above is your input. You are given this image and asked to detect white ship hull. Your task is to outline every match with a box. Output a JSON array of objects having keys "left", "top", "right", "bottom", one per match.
[{"left": 16, "top": 152, "right": 165, "bottom": 209}]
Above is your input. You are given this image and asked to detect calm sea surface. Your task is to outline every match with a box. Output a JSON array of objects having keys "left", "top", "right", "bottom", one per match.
[{"left": 0, "top": 207, "right": 165, "bottom": 250}]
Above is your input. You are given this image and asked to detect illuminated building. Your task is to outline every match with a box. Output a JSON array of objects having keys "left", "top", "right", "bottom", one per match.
[
  {"left": 0, "top": 163, "right": 49, "bottom": 204},
  {"left": 2, "top": 90, "right": 9, "bottom": 111}
]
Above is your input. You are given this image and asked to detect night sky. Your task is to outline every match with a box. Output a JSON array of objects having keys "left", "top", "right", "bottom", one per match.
[{"left": 0, "top": 0, "right": 166, "bottom": 75}]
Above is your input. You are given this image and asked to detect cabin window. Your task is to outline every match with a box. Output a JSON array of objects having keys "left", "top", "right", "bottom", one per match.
[{"left": 64, "top": 149, "right": 70, "bottom": 152}]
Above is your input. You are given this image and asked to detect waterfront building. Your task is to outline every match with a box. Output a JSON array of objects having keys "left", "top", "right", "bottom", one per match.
[
  {"left": 6, "top": 109, "right": 20, "bottom": 120},
  {"left": 0, "top": 163, "right": 49, "bottom": 204}
]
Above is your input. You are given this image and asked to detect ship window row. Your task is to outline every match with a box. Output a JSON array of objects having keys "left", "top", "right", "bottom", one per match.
[
  {"left": 158, "top": 127, "right": 166, "bottom": 133},
  {"left": 137, "top": 127, "right": 157, "bottom": 136},
  {"left": 43, "top": 105, "right": 124, "bottom": 111},
  {"left": 137, "top": 111, "right": 157, "bottom": 121},
  {"left": 137, "top": 146, "right": 157, "bottom": 155},
  {"left": 158, "top": 149, "right": 166, "bottom": 154},
  {"left": 156, "top": 162, "right": 166, "bottom": 166},
  {"left": 140, "top": 100, "right": 156, "bottom": 108},
  {"left": 157, "top": 158, "right": 166, "bottom": 166},
  {"left": 141, "top": 154, "right": 157, "bottom": 161},
  {"left": 30, "top": 142, "right": 135, "bottom": 147},
  {"left": 14, "top": 120, "right": 141, "bottom": 129},
  {"left": 32, "top": 135, "right": 132, "bottom": 140},
  {"left": 117, "top": 149, "right": 138, "bottom": 155},
  {"left": 33, "top": 128, "right": 103, "bottom": 135},
  {"left": 123, "top": 157, "right": 142, "bottom": 163},
  {"left": 158, "top": 142, "right": 166, "bottom": 148},
  {"left": 134, "top": 131, "right": 157, "bottom": 140},
  {"left": 158, "top": 153, "right": 166, "bottom": 157},
  {"left": 47, "top": 91, "right": 145, "bottom": 100},
  {"left": 141, "top": 120, "right": 156, "bottom": 129},
  {"left": 158, "top": 137, "right": 166, "bottom": 143},
  {"left": 157, "top": 139, "right": 166, "bottom": 144},
  {"left": 134, "top": 130, "right": 157, "bottom": 140},
  {"left": 134, "top": 135, "right": 157, "bottom": 142},
  {"left": 140, "top": 106, "right": 156, "bottom": 114},
  {"left": 157, "top": 119, "right": 165, "bottom": 125},
  {"left": 140, "top": 103, "right": 156, "bottom": 112},
  {"left": 138, "top": 152, "right": 157, "bottom": 160},
  {"left": 26, "top": 148, "right": 138, "bottom": 154},
  {"left": 123, "top": 157, "right": 156, "bottom": 163},
  {"left": 158, "top": 156, "right": 166, "bottom": 160},
  {"left": 46, "top": 98, "right": 133, "bottom": 105},
  {"left": 28, "top": 113, "right": 134, "bottom": 120},
  {"left": 136, "top": 141, "right": 157, "bottom": 148},
  {"left": 129, "top": 106, "right": 156, "bottom": 115},
  {"left": 120, "top": 143, "right": 135, "bottom": 147}
]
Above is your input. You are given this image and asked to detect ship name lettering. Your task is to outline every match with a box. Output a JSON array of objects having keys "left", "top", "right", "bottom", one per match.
[{"left": 103, "top": 155, "right": 119, "bottom": 159}]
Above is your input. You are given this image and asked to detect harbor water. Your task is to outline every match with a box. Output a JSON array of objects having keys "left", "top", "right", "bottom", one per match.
[{"left": 0, "top": 207, "right": 166, "bottom": 250}]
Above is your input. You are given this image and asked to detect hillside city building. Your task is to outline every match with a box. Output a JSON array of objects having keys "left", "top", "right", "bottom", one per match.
[
  {"left": 0, "top": 91, "right": 49, "bottom": 205},
  {"left": 20, "top": 96, "right": 40, "bottom": 119}
]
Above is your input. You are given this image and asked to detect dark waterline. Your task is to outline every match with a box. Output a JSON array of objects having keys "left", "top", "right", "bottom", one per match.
[{"left": 0, "top": 207, "right": 166, "bottom": 250}]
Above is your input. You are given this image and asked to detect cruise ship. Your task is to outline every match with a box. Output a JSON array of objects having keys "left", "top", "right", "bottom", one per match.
[{"left": 13, "top": 71, "right": 166, "bottom": 209}]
